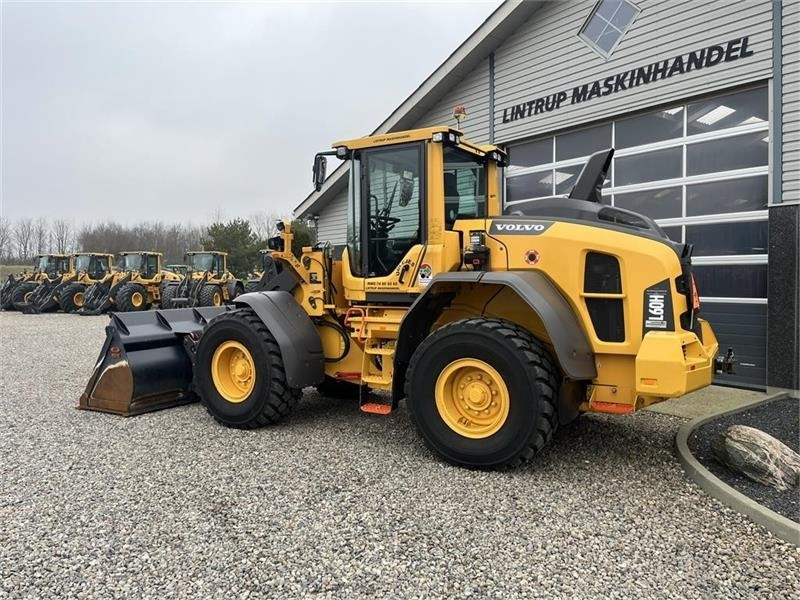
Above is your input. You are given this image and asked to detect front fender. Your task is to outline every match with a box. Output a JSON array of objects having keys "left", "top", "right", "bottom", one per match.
[{"left": 234, "top": 291, "right": 324, "bottom": 388}]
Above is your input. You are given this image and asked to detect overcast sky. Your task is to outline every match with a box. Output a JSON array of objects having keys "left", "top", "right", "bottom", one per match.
[{"left": 2, "top": 1, "right": 501, "bottom": 226}]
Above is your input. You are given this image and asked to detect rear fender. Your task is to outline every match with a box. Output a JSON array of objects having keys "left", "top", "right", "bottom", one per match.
[
  {"left": 234, "top": 291, "right": 324, "bottom": 388},
  {"left": 392, "top": 271, "right": 597, "bottom": 402}
]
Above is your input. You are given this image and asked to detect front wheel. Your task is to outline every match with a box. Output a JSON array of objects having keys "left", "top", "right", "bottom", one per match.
[
  {"left": 11, "top": 282, "right": 38, "bottom": 310},
  {"left": 199, "top": 284, "right": 223, "bottom": 307},
  {"left": 405, "top": 317, "right": 559, "bottom": 469},
  {"left": 244, "top": 280, "right": 262, "bottom": 293},
  {"left": 115, "top": 283, "right": 148, "bottom": 312},
  {"left": 59, "top": 282, "right": 87, "bottom": 313},
  {"left": 160, "top": 283, "right": 177, "bottom": 309},
  {"left": 194, "top": 308, "right": 302, "bottom": 428}
]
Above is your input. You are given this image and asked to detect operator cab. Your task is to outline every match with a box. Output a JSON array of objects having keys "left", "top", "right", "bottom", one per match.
[
  {"left": 186, "top": 251, "right": 225, "bottom": 275},
  {"left": 312, "top": 127, "right": 507, "bottom": 300},
  {"left": 118, "top": 252, "right": 159, "bottom": 279}
]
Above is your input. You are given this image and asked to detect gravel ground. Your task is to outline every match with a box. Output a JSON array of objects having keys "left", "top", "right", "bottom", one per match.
[
  {"left": 1, "top": 311, "right": 798, "bottom": 599},
  {"left": 690, "top": 396, "right": 800, "bottom": 522}
]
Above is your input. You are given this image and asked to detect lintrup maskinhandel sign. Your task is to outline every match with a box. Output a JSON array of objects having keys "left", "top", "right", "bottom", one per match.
[{"left": 500, "top": 36, "right": 755, "bottom": 123}]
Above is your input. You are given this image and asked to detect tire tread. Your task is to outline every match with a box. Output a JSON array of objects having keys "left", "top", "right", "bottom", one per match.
[
  {"left": 405, "top": 317, "right": 559, "bottom": 469},
  {"left": 198, "top": 309, "right": 301, "bottom": 429}
]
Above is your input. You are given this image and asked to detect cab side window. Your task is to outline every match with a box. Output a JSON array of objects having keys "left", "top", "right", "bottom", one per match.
[
  {"left": 145, "top": 255, "right": 158, "bottom": 279},
  {"left": 443, "top": 146, "right": 487, "bottom": 229}
]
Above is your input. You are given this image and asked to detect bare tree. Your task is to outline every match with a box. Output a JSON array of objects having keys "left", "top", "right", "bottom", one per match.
[
  {"left": 14, "top": 218, "right": 35, "bottom": 262},
  {"left": 249, "top": 211, "right": 283, "bottom": 242},
  {"left": 52, "top": 219, "right": 74, "bottom": 253},
  {"left": 0, "top": 217, "right": 11, "bottom": 261},
  {"left": 34, "top": 217, "right": 49, "bottom": 253}
]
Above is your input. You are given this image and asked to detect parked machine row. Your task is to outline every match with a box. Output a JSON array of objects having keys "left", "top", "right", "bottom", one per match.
[{"left": 0, "top": 250, "right": 266, "bottom": 314}]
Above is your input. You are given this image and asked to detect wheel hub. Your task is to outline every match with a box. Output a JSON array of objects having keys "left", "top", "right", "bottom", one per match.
[
  {"left": 211, "top": 341, "right": 256, "bottom": 403},
  {"left": 435, "top": 359, "right": 509, "bottom": 439}
]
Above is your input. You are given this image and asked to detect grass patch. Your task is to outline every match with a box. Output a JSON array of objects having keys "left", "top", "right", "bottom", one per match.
[{"left": 0, "top": 265, "right": 31, "bottom": 279}]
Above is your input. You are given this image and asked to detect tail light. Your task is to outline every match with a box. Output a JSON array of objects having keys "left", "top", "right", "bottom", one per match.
[{"left": 691, "top": 273, "right": 700, "bottom": 311}]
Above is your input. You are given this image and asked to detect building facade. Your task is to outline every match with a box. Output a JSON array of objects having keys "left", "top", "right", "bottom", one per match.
[{"left": 295, "top": 0, "right": 799, "bottom": 392}]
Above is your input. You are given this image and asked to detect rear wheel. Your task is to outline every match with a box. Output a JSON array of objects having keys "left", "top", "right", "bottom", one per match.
[
  {"left": 160, "top": 283, "right": 177, "bottom": 309},
  {"left": 194, "top": 308, "right": 301, "bottom": 428},
  {"left": 200, "top": 284, "right": 223, "bottom": 307},
  {"left": 405, "top": 317, "right": 559, "bottom": 469},
  {"left": 59, "top": 283, "right": 87, "bottom": 313},
  {"left": 116, "top": 283, "right": 147, "bottom": 312},
  {"left": 244, "top": 280, "right": 261, "bottom": 293}
]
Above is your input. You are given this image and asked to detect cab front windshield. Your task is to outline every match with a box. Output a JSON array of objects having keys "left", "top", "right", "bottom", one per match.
[
  {"left": 189, "top": 253, "right": 216, "bottom": 272},
  {"left": 118, "top": 254, "right": 144, "bottom": 272},
  {"left": 36, "top": 256, "right": 69, "bottom": 276},
  {"left": 76, "top": 255, "right": 109, "bottom": 278}
]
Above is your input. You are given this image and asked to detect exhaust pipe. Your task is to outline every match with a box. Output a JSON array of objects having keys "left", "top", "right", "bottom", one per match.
[{"left": 80, "top": 305, "right": 233, "bottom": 416}]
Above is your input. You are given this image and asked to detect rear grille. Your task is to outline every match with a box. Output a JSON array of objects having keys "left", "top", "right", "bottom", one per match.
[{"left": 584, "top": 252, "right": 624, "bottom": 342}]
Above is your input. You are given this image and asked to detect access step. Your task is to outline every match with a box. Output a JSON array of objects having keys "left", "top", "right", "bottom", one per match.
[{"left": 359, "top": 402, "right": 392, "bottom": 415}]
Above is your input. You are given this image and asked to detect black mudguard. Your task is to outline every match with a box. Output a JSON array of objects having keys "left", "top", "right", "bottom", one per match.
[
  {"left": 234, "top": 291, "right": 325, "bottom": 389},
  {"left": 392, "top": 271, "right": 597, "bottom": 403}
]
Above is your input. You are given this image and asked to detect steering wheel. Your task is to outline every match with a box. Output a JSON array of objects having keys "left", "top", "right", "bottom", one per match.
[{"left": 369, "top": 194, "right": 401, "bottom": 234}]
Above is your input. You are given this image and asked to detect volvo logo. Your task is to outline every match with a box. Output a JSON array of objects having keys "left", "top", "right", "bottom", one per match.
[{"left": 489, "top": 221, "right": 553, "bottom": 235}]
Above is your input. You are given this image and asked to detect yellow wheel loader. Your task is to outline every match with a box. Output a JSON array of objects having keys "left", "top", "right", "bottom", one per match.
[
  {"left": 1, "top": 254, "right": 70, "bottom": 311},
  {"left": 15, "top": 254, "right": 76, "bottom": 313},
  {"left": 78, "top": 252, "right": 182, "bottom": 315},
  {"left": 80, "top": 126, "right": 721, "bottom": 469},
  {"left": 56, "top": 253, "right": 116, "bottom": 313},
  {"left": 160, "top": 251, "right": 243, "bottom": 309}
]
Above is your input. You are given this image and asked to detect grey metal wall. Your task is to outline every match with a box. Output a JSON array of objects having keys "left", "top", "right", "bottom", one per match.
[
  {"left": 414, "top": 58, "right": 492, "bottom": 144},
  {"left": 316, "top": 186, "right": 349, "bottom": 245},
  {"left": 493, "top": 0, "right": 773, "bottom": 143},
  {"left": 783, "top": 0, "right": 799, "bottom": 203},
  {"left": 314, "top": 1, "right": 780, "bottom": 244}
]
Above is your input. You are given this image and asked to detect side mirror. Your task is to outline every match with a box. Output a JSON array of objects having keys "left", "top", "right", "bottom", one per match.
[{"left": 313, "top": 154, "right": 327, "bottom": 192}]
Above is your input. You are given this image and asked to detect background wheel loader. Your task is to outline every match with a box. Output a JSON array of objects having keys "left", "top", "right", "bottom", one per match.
[
  {"left": 78, "top": 251, "right": 182, "bottom": 314},
  {"left": 57, "top": 253, "right": 116, "bottom": 313},
  {"left": 12, "top": 254, "right": 75, "bottom": 313},
  {"left": 160, "top": 251, "right": 243, "bottom": 308},
  {"left": 1, "top": 254, "right": 70, "bottom": 311},
  {"left": 80, "top": 126, "right": 721, "bottom": 469}
]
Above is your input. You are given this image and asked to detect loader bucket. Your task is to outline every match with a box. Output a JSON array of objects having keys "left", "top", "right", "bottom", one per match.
[{"left": 80, "top": 305, "right": 234, "bottom": 416}]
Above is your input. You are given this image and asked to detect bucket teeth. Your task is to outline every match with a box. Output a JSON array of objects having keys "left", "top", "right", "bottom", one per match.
[{"left": 79, "top": 305, "right": 233, "bottom": 416}]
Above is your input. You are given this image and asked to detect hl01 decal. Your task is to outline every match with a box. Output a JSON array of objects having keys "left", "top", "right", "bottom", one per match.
[
  {"left": 489, "top": 221, "right": 553, "bottom": 235},
  {"left": 643, "top": 280, "right": 674, "bottom": 333}
]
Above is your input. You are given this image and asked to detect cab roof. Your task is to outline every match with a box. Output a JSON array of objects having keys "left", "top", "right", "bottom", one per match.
[
  {"left": 332, "top": 126, "right": 505, "bottom": 159},
  {"left": 185, "top": 250, "right": 228, "bottom": 256}
]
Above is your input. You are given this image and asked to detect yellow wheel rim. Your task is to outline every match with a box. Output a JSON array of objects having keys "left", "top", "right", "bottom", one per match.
[
  {"left": 24, "top": 292, "right": 33, "bottom": 302},
  {"left": 211, "top": 341, "right": 256, "bottom": 403},
  {"left": 213, "top": 291, "right": 222, "bottom": 306},
  {"left": 74, "top": 292, "right": 85, "bottom": 307},
  {"left": 435, "top": 359, "right": 509, "bottom": 439},
  {"left": 131, "top": 291, "right": 143, "bottom": 307}
]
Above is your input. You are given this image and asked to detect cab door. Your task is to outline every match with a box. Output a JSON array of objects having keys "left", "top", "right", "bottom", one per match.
[{"left": 349, "top": 143, "right": 425, "bottom": 300}]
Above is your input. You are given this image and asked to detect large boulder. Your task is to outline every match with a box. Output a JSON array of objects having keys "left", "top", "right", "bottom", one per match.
[{"left": 712, "top": 425, "right": 800, "bottom": 491}]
